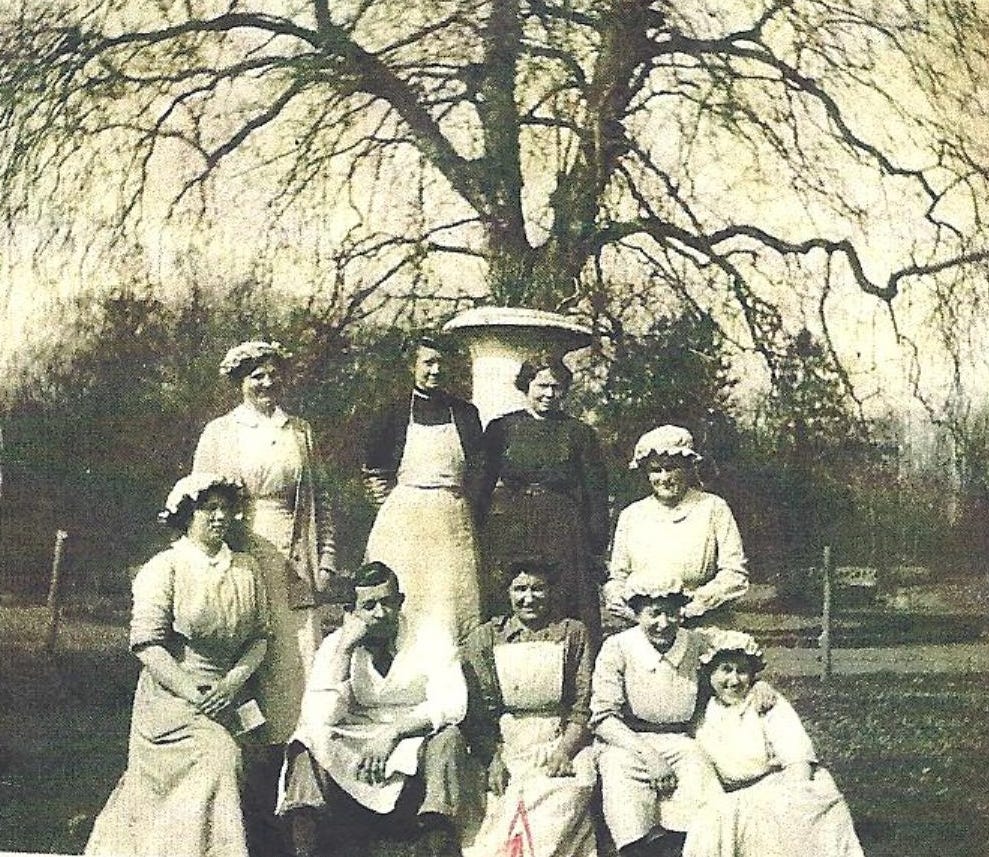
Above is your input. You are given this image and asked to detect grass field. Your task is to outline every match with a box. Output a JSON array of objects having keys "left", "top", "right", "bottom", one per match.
[{"left": 1, "top": 604, "right": 988, "bottom": 856}]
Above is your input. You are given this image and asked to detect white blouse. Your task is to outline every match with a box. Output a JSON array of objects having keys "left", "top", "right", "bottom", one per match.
[
  {"left": 693, "top": 692, "right": 818, "bottom": 787},
  {"left": 608, "top": 489, "right": 748, "bottom": 616}
]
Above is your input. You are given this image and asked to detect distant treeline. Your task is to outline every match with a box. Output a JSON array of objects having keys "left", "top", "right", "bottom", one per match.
[{"left": 0, "top": 288, "right": 980, "bottom": 602}]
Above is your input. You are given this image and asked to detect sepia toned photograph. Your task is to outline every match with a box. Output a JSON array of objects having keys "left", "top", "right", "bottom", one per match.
[{"left": 1, "top": 1, "right": 988, "bottom": 856}]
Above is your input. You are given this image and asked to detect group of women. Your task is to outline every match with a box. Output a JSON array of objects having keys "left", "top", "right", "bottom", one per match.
[{"left": 84, "top": 336, "right": 864, "bottom": 857}]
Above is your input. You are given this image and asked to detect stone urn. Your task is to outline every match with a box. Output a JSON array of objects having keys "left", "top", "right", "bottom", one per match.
[{"left": 442, "top": 306, "right": 594, "bottom": 425}]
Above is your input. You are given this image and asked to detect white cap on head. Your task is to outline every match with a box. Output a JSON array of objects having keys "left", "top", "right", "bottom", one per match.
[
  {"left": 159, "top": 472, "right": 243, "bottom": 524},
  {"left": 629, "top": 424, "right": 702, "bottom": 470},
  {"left": 698, "top": 628, "right": 765, "bottom": 669},
  {"left": 623, "top": 577, "right": 689, "bottom": 603},
  {"left": 218, "top": 340, "right": 291, "bottom": 378}
]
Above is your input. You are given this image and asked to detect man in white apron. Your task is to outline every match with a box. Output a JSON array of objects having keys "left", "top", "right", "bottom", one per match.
[{"left": 277, "top": 561, "right": 470, "bottom": 857}]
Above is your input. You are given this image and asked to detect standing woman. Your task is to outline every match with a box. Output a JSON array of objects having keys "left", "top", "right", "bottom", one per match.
[
  {"left": 604, "top": 425, "right": 748, "bottom": 625},
  {"left": 363, "top": 334, "right": 484, "bottom": 643},
  {"left": 86, "top": 474, "right": 270, "bottom": 857},
  {"left": 194, "top": 340, "right": 337, "bottom": 742},
  {"left": 479, "top": 355, "right": 608, "bottom": 646},
  {"left": 194, "top": 340, "right": 338, "bottom": 856}
]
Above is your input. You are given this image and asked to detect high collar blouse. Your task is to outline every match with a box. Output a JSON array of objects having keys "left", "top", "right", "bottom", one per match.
[
  {"left": 609, "top": 488, "right": 748, "bottom": 615},
  {"left": 129, "top": 537, "right": 271, "bottom": 669}
]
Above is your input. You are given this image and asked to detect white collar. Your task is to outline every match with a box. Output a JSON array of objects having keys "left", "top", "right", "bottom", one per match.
[
  {"left": 173, "top": 536, "right": 233, "bottom": 572},
  {"left": 628, "top": 625, "right": 691, "bottom": 670},
  {"left": 233, "top": 403, "right": 290, "bottom": 428},
  {"left": 648, "top": 487, "right": 704, "bottom": 522}
]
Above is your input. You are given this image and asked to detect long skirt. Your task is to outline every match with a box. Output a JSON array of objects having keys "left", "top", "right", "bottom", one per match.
[
  {"left": 85, "top": 671, "right": 248, "bottom": 857},
  {"left": 465, "top": 714, "right": 597, "bottom": 857},
  {"left": 250, "top": 499, "right": 322, "bottom": 744},
  {"left": 682, "top": 768, "right": 865, "bottom": 857},
  {"left": 365, "top": 485, "right": 481, "bottom": 643}
]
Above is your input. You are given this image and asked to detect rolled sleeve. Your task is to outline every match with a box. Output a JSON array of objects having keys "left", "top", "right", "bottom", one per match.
[
  {"left": 590, "top": 635, "right": 627, "bottom": 730},
  {"left": 129, "top": 554, "right": 175, "bottom": 651}
]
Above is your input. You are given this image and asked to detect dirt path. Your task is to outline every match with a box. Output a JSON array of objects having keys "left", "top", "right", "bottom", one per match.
[{"left": 766, "top": 640, "right": 989, "bottom": 676}]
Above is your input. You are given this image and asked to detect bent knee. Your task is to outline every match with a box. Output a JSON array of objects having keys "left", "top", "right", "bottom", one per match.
[
  {"left": 597, "top": 744, "right": 640, "bottom": 778},
  {"left": 424, "top": 725, "right": 466, "bottom": 758}
]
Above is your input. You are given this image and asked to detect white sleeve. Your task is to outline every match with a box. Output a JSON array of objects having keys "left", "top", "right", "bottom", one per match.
[
  {"left": 295, "top": 631, "right": 351, "bottom": 739},
  {"left": 414, "top": 641, "right": 468, "bottom": 732},
  {"left": 688, "top": 497, "right": 749, "bottom": 615},
  {"left": 764, "top": 695, "right": 818, "bottom": 767}
]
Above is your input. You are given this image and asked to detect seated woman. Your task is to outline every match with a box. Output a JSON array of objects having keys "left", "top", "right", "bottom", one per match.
[
  {"left": 683, "top": 630, "right": 865, "bottom": 857},
  {"left": 86, "top": 473, "right": 271, "bottom": 857},
  {"left": 604, "top": 425, "right": 748, "bottom": 626},
  {"left": 591, "top": 583, "right": 724, "bottom": 857},
  {"left": 461, "top": 557, "right": 597, "bottom": 857}
]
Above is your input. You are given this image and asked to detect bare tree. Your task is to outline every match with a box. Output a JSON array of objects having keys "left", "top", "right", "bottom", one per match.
[{"left": 2, "top": 0, "right": 988, "bottom": 373}]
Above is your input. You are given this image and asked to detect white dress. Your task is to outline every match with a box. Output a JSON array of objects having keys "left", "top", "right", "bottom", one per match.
[
  {"left": 684, "top": 694, "right": 865, "bottom": 857},
  {"left": 85, "top": 539, "right": 270, "bottom": 857},
  {"left": 364, "top": 404, "right": 481, "bottom": 643}
]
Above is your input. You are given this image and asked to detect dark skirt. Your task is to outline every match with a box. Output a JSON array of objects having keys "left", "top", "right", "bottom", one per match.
[{"left": 480, "top": 485, "right": 601, "bottom": 647}]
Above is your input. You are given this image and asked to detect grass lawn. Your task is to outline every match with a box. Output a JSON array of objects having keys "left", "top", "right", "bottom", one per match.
[
  {"left": 2, "top": 605, "right": 987, "bottom": 856},
  {"left": 777, "top": 672, "right": 989, "bottom": 857}
]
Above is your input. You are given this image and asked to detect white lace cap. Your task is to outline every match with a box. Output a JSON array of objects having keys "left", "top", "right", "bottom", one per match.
[
  {"left": 159, "top": 472, "right": 244, "bottom": 524},
  {"left": 218, "top": 340, "right": 291, "bottom": 377},
  {"left": 629, "top": 425, "right": 702, "bottom": 469}
]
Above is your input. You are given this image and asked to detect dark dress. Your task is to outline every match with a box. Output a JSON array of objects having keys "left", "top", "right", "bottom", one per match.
[{"left": 478, "top": 410, "right": 608, "bottom": 645}]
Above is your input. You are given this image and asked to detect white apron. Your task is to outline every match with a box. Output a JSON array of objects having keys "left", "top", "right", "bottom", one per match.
[
  {"left": 364, "top": 408, "right": 481, "bottom": 643},
  {"left": 465, "top": 641, "right": 597, "bottom": 857}
]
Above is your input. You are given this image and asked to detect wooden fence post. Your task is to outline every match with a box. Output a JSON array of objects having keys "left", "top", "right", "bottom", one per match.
[
  {"left": 44, "top": 530, "right": 69, "bottom": 657},
  {"left": 820, "top": 544, "right": 833, "bottom": 683}
]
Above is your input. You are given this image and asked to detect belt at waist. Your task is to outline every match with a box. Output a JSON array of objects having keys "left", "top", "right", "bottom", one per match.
[
  {"left": 503, "top": 706, "right": 564, "bottom": 717},
  {"left": 624, "top": 717, "right": 692, "bottom": 734},
  {"left": 395, "top": 482, "right": 464, "bottom": 495},
  {"left": 723, "top": 769, "right": 774, "bottom": 792}
]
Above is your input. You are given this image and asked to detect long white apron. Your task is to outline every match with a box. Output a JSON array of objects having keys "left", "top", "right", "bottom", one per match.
[
  {"left": 465, "top": 641, "right": 597, "bottom": 857},
  {"left": 364, "top": 411, "right": 481, "bottom": 643}
]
